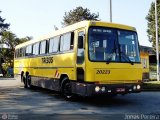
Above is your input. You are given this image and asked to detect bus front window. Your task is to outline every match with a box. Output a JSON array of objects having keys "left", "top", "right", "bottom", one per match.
[
  {"left": 88, "top": 27, "right": 119, "bottom": 62},
  {"left": 118, "top": 30, "right": 140, "bottom": 63},
  {"left": 88, "top": 27, "right": 140, "bottom": 63}
]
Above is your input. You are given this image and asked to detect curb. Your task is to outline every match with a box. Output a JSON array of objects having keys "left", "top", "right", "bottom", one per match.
[
  {"left": 142, "top": 89, "right": 160, "bottom": 91},
  {"left": 0, "top": 77, "right": 16, "bottom": 80},
  {"left": 142, "top": 86, "right": 160, "bottom": 91},
  {"left": 142, "top": 82, "right": 160, "bottom": 91}
]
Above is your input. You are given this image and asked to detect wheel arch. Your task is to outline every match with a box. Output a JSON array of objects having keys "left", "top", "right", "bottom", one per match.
[
  {"left": 59, "top": 74, "right": 69, "bottom": 87},
  {"left": 25, "top": 71, "right": 29, "bottom": 76}
]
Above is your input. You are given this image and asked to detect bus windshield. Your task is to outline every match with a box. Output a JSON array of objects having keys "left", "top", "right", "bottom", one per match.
[{"left": 88, "top": 27, "right": 140, "bottom": 63}]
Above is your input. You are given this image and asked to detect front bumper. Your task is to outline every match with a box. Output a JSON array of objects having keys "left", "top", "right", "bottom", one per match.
[{"left": 71, "top": 82, "right": 141, "bottom": 97}]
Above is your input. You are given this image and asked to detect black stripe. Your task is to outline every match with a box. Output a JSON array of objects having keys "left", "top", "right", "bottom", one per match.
[
  {"left": 14, "top": 66, "right": 74, "bottom": 69},
  {"left": 14, "top": 50, "right": 74, "bottom": 59}
]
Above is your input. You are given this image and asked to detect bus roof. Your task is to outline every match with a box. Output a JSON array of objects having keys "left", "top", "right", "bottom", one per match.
[{"left": 15, "top": 20, "right": 136, "bottom": 49}]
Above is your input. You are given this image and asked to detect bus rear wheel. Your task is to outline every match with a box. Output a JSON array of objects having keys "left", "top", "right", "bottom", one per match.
[
  {"left": 26, "top": 75, "right": 32, "bottom": 88},
  {"left": 61, "top": 78, "right": 74, "bottom": 100},
  {"left": 23, "top": 76, "right": 27, "bottom": 88},
  {"left": 23, "top": 75, "right": 32, "bottom": 88}
]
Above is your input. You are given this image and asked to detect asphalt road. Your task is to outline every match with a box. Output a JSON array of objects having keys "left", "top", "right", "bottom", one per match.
[{"left": 0, "top": 77, "right": 160, "bottom": 120}]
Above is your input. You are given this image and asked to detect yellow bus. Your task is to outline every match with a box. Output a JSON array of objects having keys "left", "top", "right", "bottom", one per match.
[{"left": 14, "top": 21, "right": 142, "bottom": 99}]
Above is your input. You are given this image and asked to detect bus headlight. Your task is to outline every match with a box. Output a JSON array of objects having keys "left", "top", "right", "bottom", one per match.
[
  {"left": 137, "top": 85, "right": 141, "bottom": 90},
  {"left": 95, "top": 86, "right": 100, "bottom": 92}
]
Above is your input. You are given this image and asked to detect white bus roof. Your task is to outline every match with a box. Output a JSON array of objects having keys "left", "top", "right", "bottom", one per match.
[{"left": 15, "top": 20, "right": 136, "bottom": 49}]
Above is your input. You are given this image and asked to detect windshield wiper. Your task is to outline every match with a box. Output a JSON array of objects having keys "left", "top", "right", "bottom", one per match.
[
  {"left": 106, "top": 48, "right": 117, "bottom": 64},
  {"left": 106, "top": 54, "right": 113, "bottom": 64},
  {"left": 106, "top": 43, "right": 118, "bottom": 64},
  {"left": 120, "top": 52, "right": 134, "bottom": 65}
]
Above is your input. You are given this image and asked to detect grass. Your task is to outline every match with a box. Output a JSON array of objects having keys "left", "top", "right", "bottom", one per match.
[
  {"left": 142, "top": 81, "right": 160, "bottom": 90},
  {"left": 143, "top": 81, "right": 160, "bottom": 85},
  {"left": 149, "top": 63, "right": 156, "bottom": 71}
]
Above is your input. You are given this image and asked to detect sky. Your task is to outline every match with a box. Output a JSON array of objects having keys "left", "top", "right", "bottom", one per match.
[{"left": 0, "top": 0, "right": 153, "bottom": 46}]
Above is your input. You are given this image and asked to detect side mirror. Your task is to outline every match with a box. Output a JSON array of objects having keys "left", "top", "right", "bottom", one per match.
[{"left": 78, "top": 36, "right": 83, "bottom": 48}]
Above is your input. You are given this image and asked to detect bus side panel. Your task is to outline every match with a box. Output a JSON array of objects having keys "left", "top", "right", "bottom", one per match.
[{"left": 26, "top": 52, "right": 76, "bottom": 90}]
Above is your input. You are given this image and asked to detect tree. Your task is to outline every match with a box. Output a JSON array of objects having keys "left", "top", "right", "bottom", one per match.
[
  {"left": 146, "top": 1, "right": 160, "bottom": 49},
  {"left": 0, "top": 11, "right": 10, "bottom": 75},
  {"left": 0, "top": 11, "right": 10, "bottom": 33},
  {"left": 62, "top": 6, "right": 100, "bottom": 26},
  {"left": 0, "top": 31, "right": 30, "bottom": 66},
  {"left": 0, "top": 11, "right": 30, "bottom": 76}
]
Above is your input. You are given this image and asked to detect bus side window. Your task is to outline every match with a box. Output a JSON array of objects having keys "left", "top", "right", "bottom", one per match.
[
  {"left": 49, "top": 36, "right": 59, "bottom": 53},
  {"left": 33, "top": 42, "right": 39, "bottom": 55},
  {"left": 19, "top": 48, "right": 25, "bottom": 57},
  {"left": 19, "top": 48, "right": 22, "bottom": 57},
  {"left": 60, "top": 32, "right": 73, "bottom": 52},
  {"left": 77, "top": 31, "right": 84, "bottom": 64},
  {"left": 25, "top": 45, "right": 32, "bottom": 56},
  {"left": 49, "top": 38, "right": 54, "bottom": 53},
  {"left": 60, "top": 35, "right": 64, "bottom": 51},
  {"left": 40, "top": 40, "right": 47, "bottom": 54},
  {"left": 78, "top": 36, "right": 83, "bottom": 48},
  {"left": 17, "top": 49, "right": 19, "bottom": 58},
  {"left": 70, "top": 32, "right": 74, "bottom": 50},
  {"left": 15, "top": 49, "right": 18, "bottom": 58}
]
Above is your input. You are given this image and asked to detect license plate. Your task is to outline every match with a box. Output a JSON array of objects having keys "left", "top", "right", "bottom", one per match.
[{"left": 116, "top": 88, "right": 125, "bottom": 92}]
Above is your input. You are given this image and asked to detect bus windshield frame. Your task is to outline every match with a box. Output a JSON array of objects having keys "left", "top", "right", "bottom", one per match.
[{"left": 88, "top": 26, "right": 140, "bottom": 63}]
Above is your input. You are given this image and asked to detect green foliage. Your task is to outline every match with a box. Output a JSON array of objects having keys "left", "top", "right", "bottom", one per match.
[
  {"left": 62, "top": 6, "right": 100, "bottom": 26},
  {"left": 143, "top": 81, "right": 160, "bottom": 90},
  {"left": 146, "top": 1, "right": 160, "bottom": 49},
  {"left": 149, "top": 63, "right": 156, "bottom": 71},
  {"left": 2, "top": 62, "right": 12, "bottom": 77},
  {"left": 0, "top": 11, "right": 10, "bottom": 33},
  {"left": 0, "top": 31, "right": 31, "bottom": 66},
  {"left": 0, "top": 11, "right": 30, "bottom": 76}
]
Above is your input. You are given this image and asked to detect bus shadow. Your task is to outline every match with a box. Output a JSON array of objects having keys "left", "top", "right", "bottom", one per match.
[
  {"left": 0, "top": 86, "right": 139, "bottom": 115},
  {"left": 77, "top": 96, "right": 135, "bottom": 107},
  {"left": 28, "top": 86, "right": 136, "bottom": 107}
]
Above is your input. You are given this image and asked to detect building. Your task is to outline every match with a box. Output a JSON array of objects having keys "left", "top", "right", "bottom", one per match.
[{"left": 140, "top": 45, "right": 155, "bottom": 81}]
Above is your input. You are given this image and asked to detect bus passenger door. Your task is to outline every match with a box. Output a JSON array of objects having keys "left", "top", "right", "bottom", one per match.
[{"left": 76, "top": 30, "right": 85, "bottom": 82}]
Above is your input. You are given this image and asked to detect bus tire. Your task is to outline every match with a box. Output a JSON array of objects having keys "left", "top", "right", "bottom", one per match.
[
  {"left": 61, "top": 77, "right": 74, "bottom": 100},
  {"left": 21, "top": 71, "right": 24, "bottom": 82},
  {"left": 26, "top": 75, "right": 32, "bottom": 88},
  {"left": 23, "top": 76, "right": 27, "bottom": 88}
]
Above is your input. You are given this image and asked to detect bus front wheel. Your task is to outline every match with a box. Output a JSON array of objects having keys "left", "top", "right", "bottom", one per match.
[{"left": 61, "top": 78, "right": 74, "bottom": 100}]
